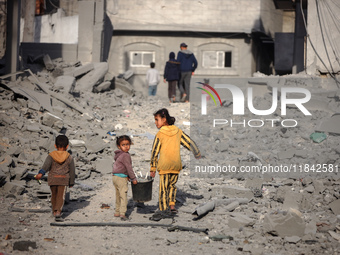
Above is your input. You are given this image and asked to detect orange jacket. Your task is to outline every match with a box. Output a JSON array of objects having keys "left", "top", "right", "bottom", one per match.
[{"left": 150, "top": 125, "right": 200, "bottom": 174}]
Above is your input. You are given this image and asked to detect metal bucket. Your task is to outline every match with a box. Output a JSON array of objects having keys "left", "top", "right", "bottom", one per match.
[{"left": 131, "top": 178, "right": 153, "bottom": 202}]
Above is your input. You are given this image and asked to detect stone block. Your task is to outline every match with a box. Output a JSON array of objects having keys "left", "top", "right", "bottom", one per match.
[
  {"left": 115, "top": 78, "right": 134, "bottom": 95},
  {"left": 77, "top": 62, "right": 108, "bottom": 91},
  {"left": 93, "top": 81, "right": 113, "bottom": 93},
  {"left": 95, "top": 158, "right": 113, "bottom": 174},
  {"left": 26, "top": 124, "right": 41, "bottom": 133},
  {"left": 263, "top": 209, "right": 306, "bottom": 237},
  {"left": 282, "top": 191, "right": 302, "bottom": 211},
  {"left": 228, "top": 213, "right": 255, "bottom": 228},
  {"left": 41, "top": 112, "right": 63, "bottom": 128},
  {"left": 225, "top": 200, "right": 239, "bottom": 212},
  {"left": 72, "top": 63, "right": 94, "bottom": 78},
  {"left": 220, "top": 186, "right": 253, "bottom": 199},
  {"left": 86, "top": 137, "right": 109, "bottom": 153},
  {"left": 329, "top": 199, "right": 340, "bottom": 215},
  {"left": 278, "top": 150, "right": 295, "bottom": 160},
  {"left": 3, "top": 181, "right": 25, "bottom": 195},
  {"left": 54, "top": 75, "right": 76, "bottom": 93}
]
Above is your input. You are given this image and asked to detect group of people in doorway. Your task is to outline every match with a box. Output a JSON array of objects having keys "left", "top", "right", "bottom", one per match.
[{"left": 146, "top": 42, "right": 198, "bottom": 103}]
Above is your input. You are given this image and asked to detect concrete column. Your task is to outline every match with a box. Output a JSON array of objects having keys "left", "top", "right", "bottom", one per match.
[
  {"left": 306, "top": 0, "right": 317, "bottom": 75},
  {"left": 92, "top": 0, "right": 105, "bottom": 62},
  {"left": 77, "top": 0, "right": 95, "bottom": 63},
  {"left": 5, "top": 0, "right": 20, "bottom": 78},
  {"left": 22, "top": 0, "right": 36, "bottom": 42},
  {"left": 292, "top": 0, "right": 306, "bottom": 74}
]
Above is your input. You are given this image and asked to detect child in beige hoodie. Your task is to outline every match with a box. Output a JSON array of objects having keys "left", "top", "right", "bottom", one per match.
[{"left": 112, "top": 135, "right": 137, "bottom": 220}]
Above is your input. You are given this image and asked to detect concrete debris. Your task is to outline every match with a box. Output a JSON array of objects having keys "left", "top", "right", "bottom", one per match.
[
  {"left": 0, "top": 55, "right": 340, "bottom": 254},
  {"left": 43, "top": 54, "right": 54, "bottom": 71},
  {"left": 264, "top": 209, "right": 306, "bottom": 237},
  {"left": 9, "top": 86, "right": 53, "bottom": 112},
  {"left": 328, "top": 231, "right": 340, "bottom": 242},
  {"left": 115, "top": 78, "right": 135, "bottom": 95},
  {"left": 77, "top": 62, "right": 109, "bottom": 91},
  {"left": 228, "top": 213, "right": 255, "bottom": 228},
  {"left": 95, "top": 158, "right": 113, "bottom": 174},
  {"left": 329, "top": 199, "right": 340, "bottom": 215},
  {"left": 41, "top": 112, "right": 63, "bottom": 129},
  {"left": 54, "top": 75, "right": 76, "bottom": 93},
  {"left": 71, "top": 63, "right": 94, "bottom": 78},
  {"left": 3, "top": 181, "right": 26, "bottom": 195},
  {"left": 285, "top": 236, "right": 301, "bottom": 243},
  {"left": 317, "top": 113, "right": 340, "bottom": 134}
]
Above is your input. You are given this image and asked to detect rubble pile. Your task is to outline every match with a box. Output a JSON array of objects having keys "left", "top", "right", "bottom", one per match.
[
  {"left": 0, "top": 57, "right": 340, "bottom": 254},
  {"left": 0, "top": 58, "right": 145, "bottom": 200}
]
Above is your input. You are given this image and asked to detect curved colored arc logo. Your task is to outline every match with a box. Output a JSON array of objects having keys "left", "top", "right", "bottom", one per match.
[
  {"left": 196, "top": 87, "right": 217, "bottom": 106},
  {"left": 197, "top": 82, "right": 222, "bottom": 106}
]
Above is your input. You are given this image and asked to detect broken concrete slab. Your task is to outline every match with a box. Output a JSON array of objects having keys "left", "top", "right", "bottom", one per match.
[
  {"left": 54, "top": 75, "right": 76, "bottom": 93},
  {"left": 70, "top": 63, "right": 94, "bottom": 78},
  {"left": 317, "top": 114, "right": 340, "bottom": 134},
  {"left": 115, "top": 78, "right": 134, "bottom": 95},
  {"left": 304, "top": 221, "right": 317, "bottom": 235},
  {"left": 0, "top": 155, "right": 14, "bottom": 167},
  {"left": 228, "top": 213, "right": 255, "bottom": 229},
  {"left": 77, "top": 62, "right": 108, "bottom": 91},
  {"left": 220, "top": 186, "right": 254, "bottom": 200},
  {"left": 282, "top": 191, "right": 302, "bottom": 211},
  {"left": 193, "top": 201, "right": 215, "bottom": 217},
  {"left": 93, "top": 81, "right": 113, "bottom": 93},
  {"left": 329, "top": 199, "right": 340, "bottom": 215},
  {"left": 95, "top": 158, "right": 113, "bottom": 174},
  {"left": 3, "top": 181, "right": 25, "bottom": 195},
  {"left": 304, "top": 185, "right": 314, "bottom": 193},
  {"left": 122, "top": 69, "right": 134, "bottom": 80},
  {"left": 285, "top": 236, "right": 301, "bottom": 243},
  {"left": 26, "top": 69, "right": 85, "bottom": 114},
  {"left": 41, "top": 112, "right": 63, "bottom": 129},
  {"left": 69, "top": 139, "right": 86, "bottom": 147},
  {"left": 9, "top": 86, "right": 53, "bottom": 112},
  {"left": 43, "top": 54, "right": 54, "bottom": 71},
  {"left": 263, "top": 209, "right": 306, "bottom": 237},
  {"left": 26, "top": 124, "right": 41, "bottom": 133},
  {"left": 225, "top": 200, "right": 239, "bottom": 212},
  {"left": 313, "top": 180, "right": 325, "bottom": 194},
  {"left": 278, "top": 150, "right": 295, "bottom": 160}
]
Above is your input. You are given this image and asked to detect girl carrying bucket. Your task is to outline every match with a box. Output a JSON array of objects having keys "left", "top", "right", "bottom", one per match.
[
  {"left": 112, "top": 135, "right": 137, "bottom": 220},
  {"left": 150, "top": 108, "right": 201, "bottom": 213}
]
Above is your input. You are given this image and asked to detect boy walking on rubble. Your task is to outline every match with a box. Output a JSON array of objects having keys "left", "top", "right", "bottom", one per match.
[{"left": 35, "top": 135, "right": 75, "bottom": 219}]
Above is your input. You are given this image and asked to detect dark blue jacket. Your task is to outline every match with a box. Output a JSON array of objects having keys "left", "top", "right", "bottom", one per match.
[
  {"left": 177, "top": 50, "right": 198, "bottom": 72},
  {"left": 164, "top": 52, "right": 181, "bottom": 81}
]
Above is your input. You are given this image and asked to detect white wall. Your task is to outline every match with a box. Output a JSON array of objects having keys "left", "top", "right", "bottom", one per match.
[{"left": 32, "top": 9, "right": 78, "bottom": 44}]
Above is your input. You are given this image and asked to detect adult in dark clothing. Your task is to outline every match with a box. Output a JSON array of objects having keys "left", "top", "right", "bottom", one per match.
[
  {"left": 163, "top": 52, "right": 181, "bottom": 103},
  {"left": 177, "top": 42, "right": 198, "bottom": 102}
]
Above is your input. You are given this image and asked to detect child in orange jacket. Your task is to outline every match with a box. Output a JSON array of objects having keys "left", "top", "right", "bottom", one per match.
[{"left": 150, "top": 108, "right": 201, "bottom": 213}]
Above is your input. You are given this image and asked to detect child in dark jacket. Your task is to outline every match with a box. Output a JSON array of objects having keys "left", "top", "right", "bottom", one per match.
[
  {"left": 35, "top": 135, "right": 75, "bottom": 219},
  {"left": 163, "top": 52, "right": 181, "bottom": 103},
  {"left": 112, "top": 135, "right": 137, "bottom": 220}
]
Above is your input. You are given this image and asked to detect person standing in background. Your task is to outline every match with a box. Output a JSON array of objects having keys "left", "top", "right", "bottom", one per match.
[
  {"left": 146, "top": 62, "right": 160, "bottom": 96},
  {"left": 163, "top": 52, "right": 181, "bottom": 103},
  {"left": 177, "top": 43, "right": 197, "bottom": 103}
]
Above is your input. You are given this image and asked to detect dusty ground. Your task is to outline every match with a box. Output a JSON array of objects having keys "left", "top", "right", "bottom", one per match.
[{"left": 1, "top": 76, "right": 340, "bottom": 255}]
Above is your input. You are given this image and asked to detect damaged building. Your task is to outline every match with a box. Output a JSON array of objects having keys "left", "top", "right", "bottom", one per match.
[
  {"left": 0, "top": 1, "right": 340, "bottom": 254},
  {"left": 2, "top": 0, "right": 339, "bottom": 93}
]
